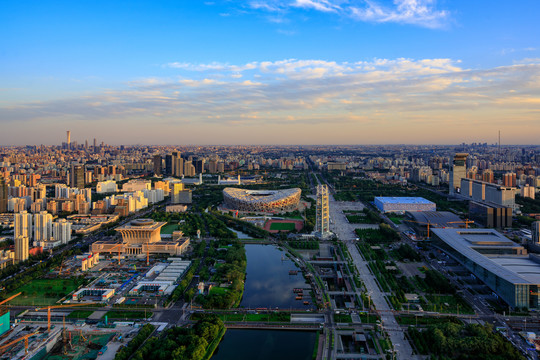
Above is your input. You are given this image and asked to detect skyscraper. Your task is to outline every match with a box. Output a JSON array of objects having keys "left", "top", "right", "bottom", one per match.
[
  {"left": 15, "top": 236, "right": 29, "bottom": 262},
  {"left": 449, "top": 153, "right": 468, "bottom": 195},
  {"left": 0, "top": 175, "right": 7, "bottom": 213},
  {"left": 315, "top": 184, "right": 331, "bottom": 238},
  {"left": 14, "top": 210, "right": 33, "bottom": 239},
  {"left": 66, "top": 130, "right": 71, "bottom": 149},
  {"left": 153, "top": 155, "right": 162, "bottom": 176}
]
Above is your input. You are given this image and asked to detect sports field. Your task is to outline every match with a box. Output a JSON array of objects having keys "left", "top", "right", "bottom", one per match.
[
  {"left": 8, "top": 278, "right": 85, "bottom": 306},
  {"left": 264, "top": 219, "right": 304, "bottom": 233},
  {"left": 269, "top": 222, "right": 296, "bottom": 231},
  {"left": 161, "top": 223, "right": 179, "bottom": 234}
]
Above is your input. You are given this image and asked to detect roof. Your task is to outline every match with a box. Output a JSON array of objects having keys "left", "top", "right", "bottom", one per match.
[
  {"left": 375, "top": 197, "right": 434, "bottom": 205},
  {"left": 432, "top": 228, "right": 540, "bottom": 285},
  {"left": 406, "top": 211, "right": 462, "bottom": 228},
  {"left": 223, "top": 187, "right": 301, "bottom": 204}
]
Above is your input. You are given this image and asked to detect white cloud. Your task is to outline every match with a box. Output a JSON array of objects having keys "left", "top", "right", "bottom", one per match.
[
  {"left": 349, "top": 0, "right": 449, "bottom": 28},
  {"left": 3, "top": 58, "right": 540, "bottom": 143},
  {"left": 242, "top": 0, "right": 449, "bottom": 28}
]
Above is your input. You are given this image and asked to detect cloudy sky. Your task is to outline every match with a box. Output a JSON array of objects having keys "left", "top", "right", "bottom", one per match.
[{"left": 1, "top": 1, "right": 539, "bottom": 145}]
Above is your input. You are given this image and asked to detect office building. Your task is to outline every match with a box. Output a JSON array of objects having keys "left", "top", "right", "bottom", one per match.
[
  {"left": 14, "top": 210, "right": 33, "bottom": 239},
  {"left": 431, "top": 228, "right": 540, "bottom": 310},
  {"left": 34, "top": 211, "right": 53, "bottom": 242},
  {"left": 469, "top": 201, "right": 512, "bottom": 228},
  {"left": 15, "top": 236, "right": 29, "bottom": 262},
  {"left": 449, "top": 153, "right": 468, "bottom": 195},
  {"left": 70, "top": 164, "right": 85, "bottom": 189},
  {"left": 315, "top": 184, "right": 331, "bottom": 238},
  {"left": 461, "top": 178, "right": 516, "bottom": 209},
  {"left": 165, "top": 154, "right": 173, "bottom": 175},
  {"left": 0, "top": 175, "right": 7, "bottom": 213},
  {"left": 153, "top": 155, "right": 162, "bottom": 175},
  {"left": 66, "top": 130, "right": 71, "bottom": 149}
]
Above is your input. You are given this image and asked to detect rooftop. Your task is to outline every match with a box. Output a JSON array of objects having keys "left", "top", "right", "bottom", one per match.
[
  {"left": 375, "top": 197, "right": 434, "bottom": 205},
  {"left": 432, "top": 228, "right": 540, "bottom": 285}
]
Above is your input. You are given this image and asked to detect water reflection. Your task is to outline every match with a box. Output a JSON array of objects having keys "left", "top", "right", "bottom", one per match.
[
  {"left": 241, "top": 244, "right": 313, "bottom": 309},
  {"left": 212, "top": 329, "right": 317, "bottom": 360}
]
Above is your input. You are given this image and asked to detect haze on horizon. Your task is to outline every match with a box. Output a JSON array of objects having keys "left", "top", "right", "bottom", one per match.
[{"left": 1, "top": 1, "right": 539, "bottom": 146}]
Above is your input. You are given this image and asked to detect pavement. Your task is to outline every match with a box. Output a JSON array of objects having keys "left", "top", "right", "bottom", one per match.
[{"left": 329, "top": 195, "right": 418, "bottom": 360}]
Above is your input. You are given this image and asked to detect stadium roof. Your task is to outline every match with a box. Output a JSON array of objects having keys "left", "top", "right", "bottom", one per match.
[{"left": 431, "top": 228, "right": 540, "bottom": 285}]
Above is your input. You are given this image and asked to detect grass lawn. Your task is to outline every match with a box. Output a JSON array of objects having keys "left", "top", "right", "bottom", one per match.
[
  {"left": 210, "top": 287, "right": 230, "bottom": 296},
  {"left": 161, "top": 223, "right": 179, "bottom": 234},
  {"left": 67, "top": 310, "right": 94, "bottom": 319},
  {"left": 334, "top": 314, "right": 352, "bottom": 323},
  {"left": 396, "top": 315, "right": 461, "bottom": 326},
  {"left": 105, "top": 310, "right": 149, "bottom": 319},
  {"left": 207, "top": 312, "right": 291, "bottom": 322},
  {"left": 425, "top": 294, "right": 474, "bottom": 314},
  {"left": 269, "top": 222, "right": 296, "bottom": 231},
  {"left": 8, "top": 278, "right": 85, "bottom": 306},
  {"left": 388, "top": 217, "right": 402, "bottom": 224}
]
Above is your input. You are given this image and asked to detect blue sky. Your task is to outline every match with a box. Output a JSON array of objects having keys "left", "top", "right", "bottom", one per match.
[{"left": 1, "top": 0, "right": 539, "bottom": 145}]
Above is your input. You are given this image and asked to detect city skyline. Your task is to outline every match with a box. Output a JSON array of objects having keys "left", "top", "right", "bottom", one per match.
[{"left": 1, "top": 1, "right": 540, "bottom": 145}]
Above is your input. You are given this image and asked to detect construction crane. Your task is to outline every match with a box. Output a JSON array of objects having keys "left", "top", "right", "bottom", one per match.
[
  {"left": 0, "top": 331, "right": 39, "bottom": 356},
  {"left": 0, "top": 292, "right": 21, "bottom": 308},
  {"left": 36, "top": 302, "right": 98, "bottom": 332},
  {"left": 448, "top": 219, "right": 475, "bottom": 229},
  {"left": 403, "top": 219, "right": 432, "bottom": 239}
]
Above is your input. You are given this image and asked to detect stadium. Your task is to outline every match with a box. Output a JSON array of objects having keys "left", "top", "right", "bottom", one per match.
[{"left": 223, "top": 188, "right": 301, "bottom": 212}]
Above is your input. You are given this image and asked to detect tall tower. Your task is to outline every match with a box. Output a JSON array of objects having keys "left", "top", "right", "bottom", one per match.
[
  {"left": 315, "top": 184, "right": 330, "bottom": 239},
  {"left": 66, "top": 130, "right": 71, "bottom": 149},
  {"left": 449, "top": 153, "right": 468, "bottom": 195}
]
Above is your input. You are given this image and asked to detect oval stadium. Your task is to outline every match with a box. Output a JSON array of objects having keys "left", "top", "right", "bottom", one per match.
[{"left": 223, "top": 188, "right": 301, "bottom": 212}]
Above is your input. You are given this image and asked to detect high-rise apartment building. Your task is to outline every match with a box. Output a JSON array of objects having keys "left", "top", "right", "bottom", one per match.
[
  {"left": 449, "top": 153, "right": 468, "bottom": 195},
  {"left": 14, "top": 210, "right": 33, "bottom": 239},
  {"left": 15, "top": 236, "right": 29, "bottom": 262},
  {"left": 53, "top": 219, "right": 72, "bottom": 244},
  {"left": 34, "top": 211, "right": 53, "bottom": 242},
  {"left": 315, "top": 184, "right": 331, "bottom": 238}
]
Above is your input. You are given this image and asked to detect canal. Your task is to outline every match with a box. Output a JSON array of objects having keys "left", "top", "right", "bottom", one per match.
[
  {"left": 240, "top": 244, "right": 313, "bottom": 309},
  {"left": 212, "top": 329, "right": 317, "bottom": 360}
]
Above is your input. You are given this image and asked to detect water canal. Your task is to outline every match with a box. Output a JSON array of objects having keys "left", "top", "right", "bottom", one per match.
[
  {"left": 240, "top": 244, "right": 314, "bottom": 309},
  {"left": 211, "top": 329, "right": 317, "bottom": 360}
]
